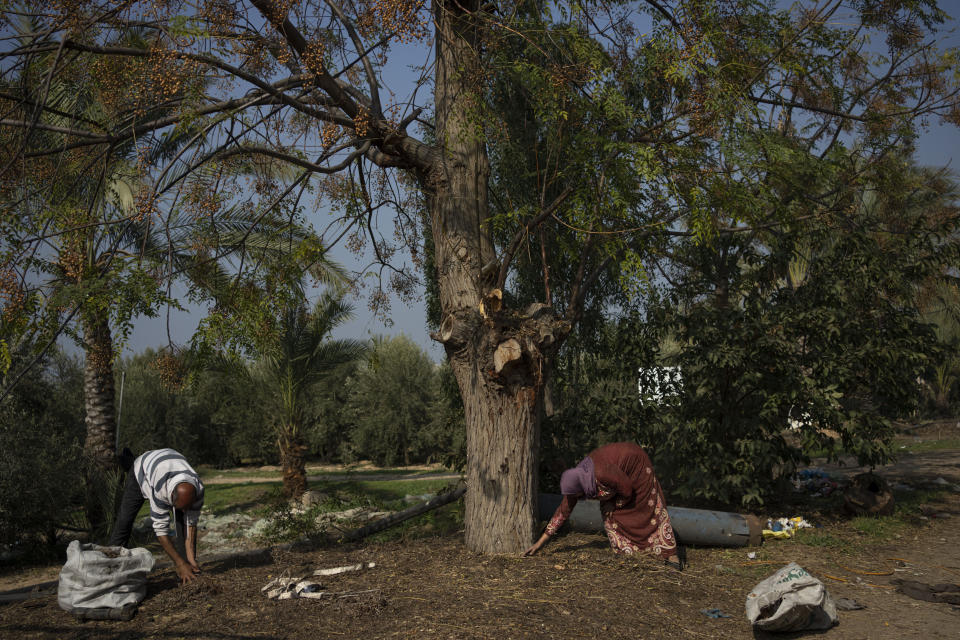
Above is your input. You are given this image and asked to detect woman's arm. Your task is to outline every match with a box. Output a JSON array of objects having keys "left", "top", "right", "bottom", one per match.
[{"left": 522, "top": 494, "right": 578, "bottom": 556}]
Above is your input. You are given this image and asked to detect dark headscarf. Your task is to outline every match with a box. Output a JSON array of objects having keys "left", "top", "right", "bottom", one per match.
[{"left": 559, "top": 456, "right": 597, "bottom": 498}]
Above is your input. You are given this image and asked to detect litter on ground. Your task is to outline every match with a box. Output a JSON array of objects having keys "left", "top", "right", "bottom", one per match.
[
  {"left": 746, "top": 562, "right": 838, "bottom": 632},
  {"left": 762, "top": 516, "right": 814, "bottom": 539},
  {"left": 263, "top": 562, "right": 378, "bottom": 600},
  {"left": 793, "top": 469, "right": 840, "bottom": 496},
  {"left": 314, "top": 562, "right": 376, "bottom": 576}
]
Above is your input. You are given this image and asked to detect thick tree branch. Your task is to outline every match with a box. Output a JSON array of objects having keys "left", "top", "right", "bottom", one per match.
[{"left": 321, "top": 0, "right": 382, "bottom": 116}]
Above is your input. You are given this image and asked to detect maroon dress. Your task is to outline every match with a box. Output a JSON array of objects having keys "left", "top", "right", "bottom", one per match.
[{"left": 545, "top": 442, "right": 677, "bottom": 559}]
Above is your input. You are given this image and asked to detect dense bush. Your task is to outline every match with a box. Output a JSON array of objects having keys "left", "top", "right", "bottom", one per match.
[
  {"left": 113, "top": 337, "right": 465, "bottom": 469},
  {"left": 544, "top": 219, "right": 946, "bottom": 507},
  {"left": 0, "top": 348, "right": 85, "bottom": 549},
  {"left": 345, "top": 336, "right": 464, "bottom": 466},
  {"left": 117, "top": 349, "right": 277, "bottom": 466}
]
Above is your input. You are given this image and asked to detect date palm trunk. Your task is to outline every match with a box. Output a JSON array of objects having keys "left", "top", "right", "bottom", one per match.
[
  {"left": 81, "top": 312, "right": 117, "bottom": 534},
  {"left": 279, "top": 426, "right": 308, "bottom": 500}
]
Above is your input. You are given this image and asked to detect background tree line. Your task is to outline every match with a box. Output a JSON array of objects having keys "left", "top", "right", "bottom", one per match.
[{"left": 118, "top": 335, "right": 464, "bottom": 470}]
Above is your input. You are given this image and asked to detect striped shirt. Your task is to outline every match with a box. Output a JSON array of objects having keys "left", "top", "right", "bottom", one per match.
[{"left": 133, "top": 448, "right": 204, "bottom": 536}]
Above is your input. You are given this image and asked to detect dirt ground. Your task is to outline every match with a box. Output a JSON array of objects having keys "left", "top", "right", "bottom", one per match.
[
  {"left": 1, "top": 511, "right": 958, "bottom": 640},
  {"left": 3, "top": 424, "right": 959, "bottom": 639}
]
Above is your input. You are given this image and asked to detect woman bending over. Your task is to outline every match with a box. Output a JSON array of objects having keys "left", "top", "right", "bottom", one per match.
[{"left": 523, "top": 442, "right": 684, "bottom": 570}]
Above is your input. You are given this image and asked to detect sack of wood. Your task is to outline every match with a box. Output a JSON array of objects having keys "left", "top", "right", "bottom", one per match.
[
  {"left": 745, "top": 562, "right": 838, "bottom": 632},
  {"left": 58, "top": 540, "right": 155, "bottom": 619}
]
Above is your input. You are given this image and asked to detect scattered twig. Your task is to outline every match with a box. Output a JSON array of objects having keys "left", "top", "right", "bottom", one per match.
[
  {"left": 823, "top": 573, "right": 849, "bottom": 583},
  {"left": 837, "top": 563, "right": 894, "bottom": 576}
]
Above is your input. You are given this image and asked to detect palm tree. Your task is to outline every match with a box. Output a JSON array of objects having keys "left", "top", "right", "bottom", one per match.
[
  {"left": 0, "top": 30, "right": 177, "bottom": 529},
  {"left": 0, "top": 20, "right": 341, "bottom": 529},
  {"left": 249, "top": 292, "right": 367, "bottom": 498}
]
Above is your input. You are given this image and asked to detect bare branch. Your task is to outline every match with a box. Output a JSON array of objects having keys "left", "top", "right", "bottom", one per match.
[
  {"left": 214, "top": 141, "right": 372, "bottom": 174},
  {"left": 321, "top": 0, "right": 382, "bottom": 116},
  {"left": 495, "top": 187, "right": 573, "bottom": 291}
]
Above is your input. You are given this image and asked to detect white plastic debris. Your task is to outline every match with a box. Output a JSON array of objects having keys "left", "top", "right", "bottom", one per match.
[
  {"left": 263, "top": 562, "right": 377, "bottom": 600},
  {"left": 58, "top": 542, "right": 155, "bottom": 615},
  {"left": 313, "top": 562, "right": 376, "bottom": 576},
  {"left": 262, "top": 575, "right": 325, "bottom": 600}
]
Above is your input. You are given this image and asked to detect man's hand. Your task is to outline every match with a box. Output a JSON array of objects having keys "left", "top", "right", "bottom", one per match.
[
  {"left": 157, "top": 533, "right": 200, "bottom": 586},
  {"left": 175, "top": 560, "right": 198, "bottom": 585},
  {"left": 185, "top": 525, "right": 200, "bottom": 576}
]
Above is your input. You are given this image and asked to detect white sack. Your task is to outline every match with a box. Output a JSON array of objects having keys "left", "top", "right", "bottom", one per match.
[
  {"left": 745, "top": 562, "right": 838, "bottom": 632},
  {"left": 58, "top": 540, "right": 155, "bottom": 613}
]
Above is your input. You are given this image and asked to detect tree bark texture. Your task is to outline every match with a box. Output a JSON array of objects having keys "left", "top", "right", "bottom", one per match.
[
  {"left": 443, "top": 307, "right": 569, "bottom": 553},
  {"left": 427, "top": 0, "right": 572, "bottom": 553},
  {"left": 81, "top": 312, "right": 117, "bottom": 533},
  {"left": 82, "top": 314, "right": 117, "bottom": 468},
  {"left": 279, "top": 428, "right": 308, "bottom": 499}
]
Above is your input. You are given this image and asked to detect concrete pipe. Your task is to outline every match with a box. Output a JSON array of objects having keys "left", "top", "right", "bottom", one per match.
[{"left": 538, "top": 494, "right": 763, "bottom": 547}]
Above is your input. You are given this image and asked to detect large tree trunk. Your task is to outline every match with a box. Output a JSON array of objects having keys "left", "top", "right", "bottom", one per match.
[
  {"left": 439, "top": 307, "right": 569, "bottom": 553},
  {"left": 458, "top": 358, "right": 540, "bottom": 552},
  {"left": 81, "top": 312, "right": 117, "bottom": 533},
  {"left": 428, "top": 0, "right": 571, "bottom": 553}
]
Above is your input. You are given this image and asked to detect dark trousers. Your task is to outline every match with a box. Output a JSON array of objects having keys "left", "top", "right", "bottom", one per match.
[{"left": 107, "top": 470, "right": 184, "bottom": 548}]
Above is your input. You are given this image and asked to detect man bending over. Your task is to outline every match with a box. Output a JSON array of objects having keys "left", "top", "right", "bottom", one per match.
[{"left": 109, "top": 448, "right": 205, "bottom": 584}]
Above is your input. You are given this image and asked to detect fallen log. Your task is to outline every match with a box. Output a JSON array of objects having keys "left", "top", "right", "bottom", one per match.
[{"left": 343, "top": 484, "right": 467, "bottom": 542}]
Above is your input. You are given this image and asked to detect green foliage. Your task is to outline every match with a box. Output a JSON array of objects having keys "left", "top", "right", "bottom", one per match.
[
  {"left": 425, "top": 362, "right": 467, "bottom": 471},
  {"left": 305, "top": 361, "right": 358, "bottom": 462},
  {"left": 0, "top": 347, "right": 85, "bottom": 549},
  {"left": 541, "top": 321, "right": 653, "bottom": 486},
  {"left": 108, "top": 336, "right": 463, "bottom": 472},
  {"left": 117, "top": 349, "right": 274, "bottom": 466},
  {"left": 643, "top": 179, "right": 949, "bottom": 505},
  {"left": 258, "top": 492, "right": 331, "bottom": 543},
  {"left": 544, "top": 158, "right": 956, "bottom": 508},
  {"left": 346, "top": 336, "right": 464, "bottom": 467}
]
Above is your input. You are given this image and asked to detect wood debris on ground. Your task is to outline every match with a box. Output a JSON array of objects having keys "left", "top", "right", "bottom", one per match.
[{"left": 263, "top": 562, "right": 377, "bottom": 600}]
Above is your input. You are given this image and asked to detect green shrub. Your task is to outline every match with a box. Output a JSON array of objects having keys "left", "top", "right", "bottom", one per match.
[{"left": 0, "top": 349, "right": 85, "bottom": 550}]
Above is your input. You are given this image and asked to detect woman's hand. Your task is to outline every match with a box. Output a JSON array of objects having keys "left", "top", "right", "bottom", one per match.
[
  {"left": 521, "top": 533, "right": 550, "bottom": 557},
  {"left": 521, "top": 542, "right": 542, "bottom": 557}
]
